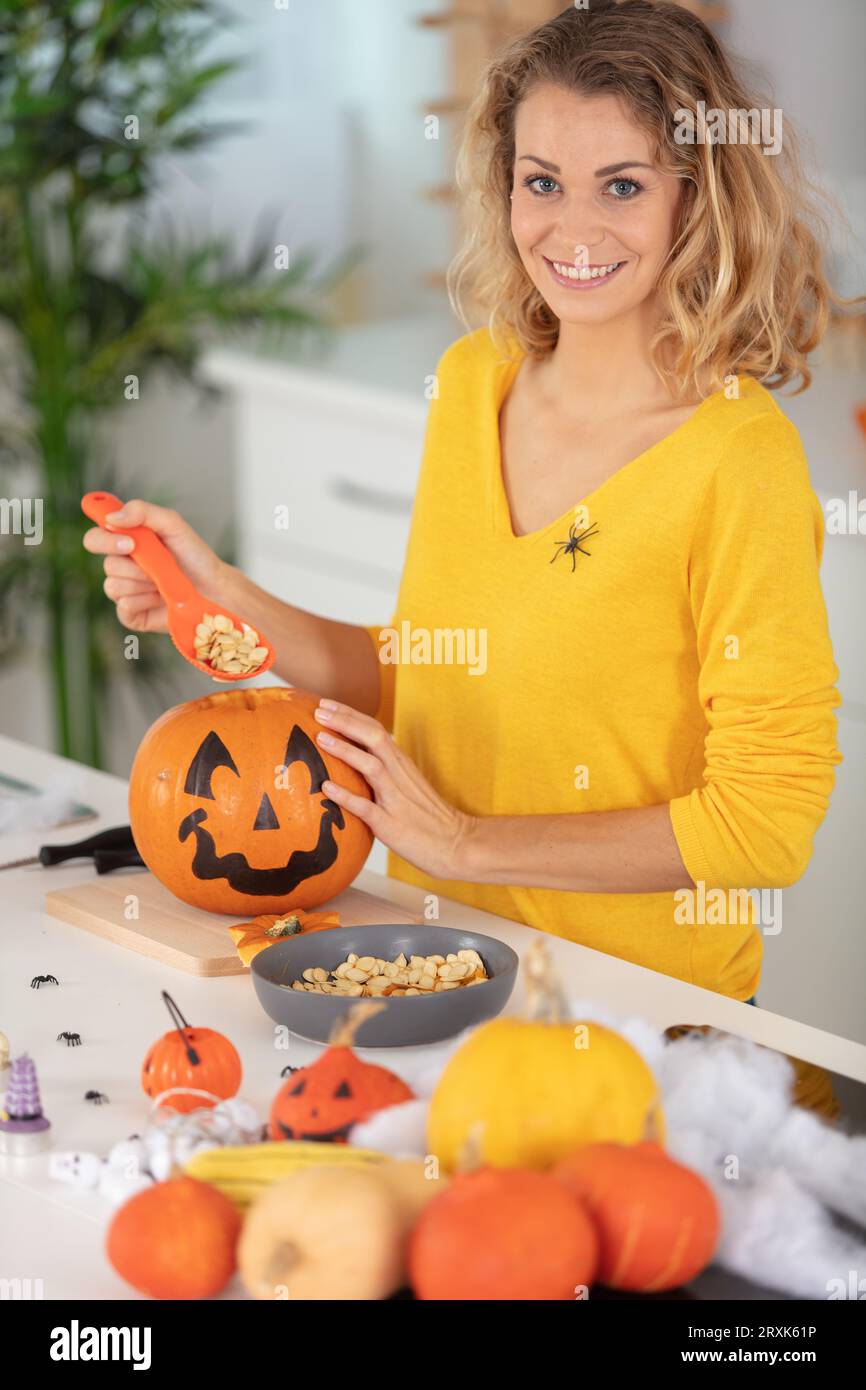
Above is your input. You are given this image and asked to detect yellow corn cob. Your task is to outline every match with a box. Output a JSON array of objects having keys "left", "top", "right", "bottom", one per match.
[{"left": 185, "top": 1141, "right": 388, "bottom": 1208}]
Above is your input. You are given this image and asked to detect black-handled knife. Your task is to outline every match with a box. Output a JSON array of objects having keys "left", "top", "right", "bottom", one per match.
[{"left": 0, "top": 824, "right": 144, "bottom": 873}]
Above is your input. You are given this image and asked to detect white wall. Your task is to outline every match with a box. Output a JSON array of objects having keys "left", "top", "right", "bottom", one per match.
[
  {"left": 722, "top": 0, "right": 866, "bottom": 295},
  {"left": 142, "top": 0, "right": 450, "bottom": 317}
]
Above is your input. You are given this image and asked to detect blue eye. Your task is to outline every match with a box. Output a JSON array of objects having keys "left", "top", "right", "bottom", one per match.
[
  {"left": 523, "top": 174, "right": 561, "bottom": 197},
  {"left": 606, "top": 177, "right": 642, "bottom": 199}
]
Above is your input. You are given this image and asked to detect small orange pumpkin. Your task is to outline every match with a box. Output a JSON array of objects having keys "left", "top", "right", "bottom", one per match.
[
  {"left": 129, "top": 687, "right": 373, "bottom": 915},
  {"left": 107, "top": 1176, "right": 241, "bottom": 1300},
  {"left": 269, "top": 1003, "right": 414, "bottom": 1143},
  {"left": 141, "top": 992, "right": 242, "bottom": 1114},
  {"left": 228, "top": 909, "right": 342, "bottom": 967},
  {"left": 553, "top": 1141, "right": 720, "bottom": 1292},
  {"left": 409, "top": 1166, "right": 599, "bottom": 1300}
]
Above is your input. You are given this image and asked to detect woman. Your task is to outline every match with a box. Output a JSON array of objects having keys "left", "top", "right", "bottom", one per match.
[{"left": 85, "top": 0, "right": 844, "bottom": 1002}]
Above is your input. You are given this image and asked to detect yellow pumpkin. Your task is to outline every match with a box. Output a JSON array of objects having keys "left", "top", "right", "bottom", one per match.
[{"left": 427, "top": 940, "right": 663, "bottom": 1172}]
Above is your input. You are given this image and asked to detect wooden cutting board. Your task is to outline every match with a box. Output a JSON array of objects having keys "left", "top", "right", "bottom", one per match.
[{"left": 44, "top": 872, "right": 423, "bottom": 977}]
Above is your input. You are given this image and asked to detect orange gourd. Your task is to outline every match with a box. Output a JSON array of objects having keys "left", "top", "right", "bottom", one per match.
[
  {"left": 409, "top": 1166, "right": 599, "bottom": 1301},
  {"left": 553, "top": 1141, "right": 720, "bottom": 1291},
  {"left": 141, "top": 992, "right": 242, "bottom": 1113},
  {"left": 129, "top": 687, "right": 372, "bottom": 915},
  {"left": 269, "top": 1004, "right": 414, "bottom": 1143},
  {"left": 107, "top": 1177, "right": 241, "bottom": 1299}
]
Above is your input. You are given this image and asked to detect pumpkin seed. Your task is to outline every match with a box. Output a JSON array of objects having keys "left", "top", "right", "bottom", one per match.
[
  {"left": 290, "top": 948, "right": 489, "bottom": 998},
  {"left": 193, "top": 612, "right": 269, "bottom": 677}
]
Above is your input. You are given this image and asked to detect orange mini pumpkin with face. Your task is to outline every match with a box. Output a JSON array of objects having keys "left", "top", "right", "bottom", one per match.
[{"left": 129, "top": 688, "right": 373, "bottom": 915}]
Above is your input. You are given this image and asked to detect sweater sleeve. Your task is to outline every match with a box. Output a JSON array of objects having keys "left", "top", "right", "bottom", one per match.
[
  {"left": 363, "top": 622, "right": 397, "bottom": 731},
  {"left": 668, "top": 410, "right": 842, "bottom": 889}
]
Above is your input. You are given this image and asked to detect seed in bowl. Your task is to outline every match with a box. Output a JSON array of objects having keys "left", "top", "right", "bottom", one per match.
[
  {"left": 193, "top": 613, "right": 269, "bottom": 677},
  {"left": 288, "top": 948, "right": 488, "bottom": 997}
]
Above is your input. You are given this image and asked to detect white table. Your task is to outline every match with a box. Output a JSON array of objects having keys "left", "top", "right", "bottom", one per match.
[{"left": 2, "top": 733, "right": 865, "bottom": 1301}]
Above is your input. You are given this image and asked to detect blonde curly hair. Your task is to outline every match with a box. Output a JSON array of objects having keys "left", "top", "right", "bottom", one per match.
[{"left": 448, "top": 0, "right": 855, "bottom": 397}]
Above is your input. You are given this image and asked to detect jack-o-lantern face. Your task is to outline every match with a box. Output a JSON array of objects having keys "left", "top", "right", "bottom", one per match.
[
  {"left": 269, "top": 1046, "right": 414, "bottom": 1143},
  {"left": 178, "top": 722, "right": 343, "bottom": 897},
  {"left": 129, "top": 689, "right": 373, "bottom": 915}
]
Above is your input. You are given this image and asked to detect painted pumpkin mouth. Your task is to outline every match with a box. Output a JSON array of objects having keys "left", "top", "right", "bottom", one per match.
[
  {"left": 178, "top": 798, "right": 345, "bottom": 896},
  {"left": 274, "top": 1120, "right": 353, "bottom": 1143}
]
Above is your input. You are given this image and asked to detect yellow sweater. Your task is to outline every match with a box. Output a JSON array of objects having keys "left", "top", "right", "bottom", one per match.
[{"left": 365, "top": 329, "right": 841, "bottom": 999}]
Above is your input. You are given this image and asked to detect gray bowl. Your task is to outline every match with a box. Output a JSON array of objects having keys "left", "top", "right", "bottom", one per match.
[{"left": 250, "top": 923, "right": 519, "bottom": 1047}]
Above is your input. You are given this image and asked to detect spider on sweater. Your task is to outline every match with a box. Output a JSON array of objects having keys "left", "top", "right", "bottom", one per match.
[{"left": 550, "top": 521, "right": 599, "bottom": 571}]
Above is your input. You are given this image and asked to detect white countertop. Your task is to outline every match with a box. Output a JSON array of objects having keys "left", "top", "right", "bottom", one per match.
[{"left": 2, "top": 732, "right": 865, "bottom": 1300}]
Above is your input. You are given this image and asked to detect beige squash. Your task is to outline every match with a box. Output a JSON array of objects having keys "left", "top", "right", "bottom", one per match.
[{"left": 238, "top": 1159, "right": 445, "bottom": 1301}]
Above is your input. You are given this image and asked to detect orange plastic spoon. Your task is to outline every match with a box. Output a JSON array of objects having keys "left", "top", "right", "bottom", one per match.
[{"left": 81, "top": 491, "right": 275, "bottom": 683}]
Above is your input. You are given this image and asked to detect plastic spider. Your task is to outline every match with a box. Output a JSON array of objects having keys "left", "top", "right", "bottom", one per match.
[
  {"left": 57, "top": 1031, "right": 82, "bottom": 1046},
  {"left": 84, "top": 1090, "right": 108, "bottom": 1105},
  {"left": 31, "top": 974, "right": 59, "bottom": 989},
  {"left": 550, "top": 521, "right": 599, "bottom": 571}
]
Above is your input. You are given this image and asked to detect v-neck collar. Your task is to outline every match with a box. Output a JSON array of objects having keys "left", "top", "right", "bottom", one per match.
[{"left": 488, "top": 349, "right": 736, "bottom": 545}]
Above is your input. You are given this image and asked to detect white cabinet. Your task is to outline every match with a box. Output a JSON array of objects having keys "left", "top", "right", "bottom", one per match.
[{"left": 203, "top": 317, "right": 459, "bottom": 614}]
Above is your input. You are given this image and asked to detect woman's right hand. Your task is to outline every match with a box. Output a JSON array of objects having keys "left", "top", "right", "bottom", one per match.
[{"left": 82, "top": 498, "right": 231, "bottom": 634}]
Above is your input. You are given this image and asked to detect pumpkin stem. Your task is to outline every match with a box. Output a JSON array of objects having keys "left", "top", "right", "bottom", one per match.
[
  {"left": 265, "top": 914, "right": 302, "bottom": 939},
  {"left": 161, "top": 991, "right": 199, "bottom": 1066},
  {"left": 523, "top": 938, "right": 570, "bottom": 1024},
  {"left": 328, "top": 1000, "right": 386, "bottom": 1048}
]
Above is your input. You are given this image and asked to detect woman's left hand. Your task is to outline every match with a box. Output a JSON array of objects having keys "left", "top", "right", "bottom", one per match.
[{"left": 313, "top": 698, "right": 472, "bottom": 882}]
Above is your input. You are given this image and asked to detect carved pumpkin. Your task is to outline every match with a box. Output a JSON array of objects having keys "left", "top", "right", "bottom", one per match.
[
  {"left": 141, "top": 992, "right": 242, "bottom": 1113},
  {"left": 269, "top": 1004, "right": 414, "bottom": 1143},
  {"left": 129, "top": 688, "right": 373, "bottom": 915}
]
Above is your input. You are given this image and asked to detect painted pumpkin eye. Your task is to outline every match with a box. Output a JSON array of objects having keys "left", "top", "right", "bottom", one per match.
[
  {"left": 288, "top": 1077, "right": 306, "bottom": 1097},
  {"left": 334, "top": 1080, "right": 353, "bottom": 1099},
  {"left": 284, "top": 725, "right": 330, "bottom": 794},
  {"left": 183, "top": 731, "right": 239, "bottom": 799}
]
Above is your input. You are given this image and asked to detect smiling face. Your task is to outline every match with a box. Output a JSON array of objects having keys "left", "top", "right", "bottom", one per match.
[
  {"left": 177, "top": 722, "right": 344, "bottom": 898},
  {"left": 510, "top": 85, "right": 683, "bottom": 328},
  {"left": 269, "top": 1047, "right": 415, "bottom": 1143}
]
